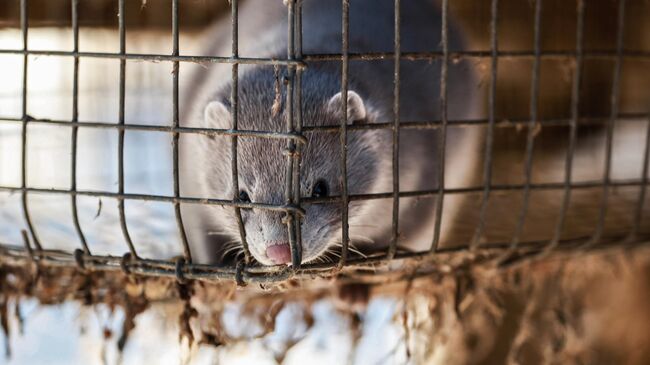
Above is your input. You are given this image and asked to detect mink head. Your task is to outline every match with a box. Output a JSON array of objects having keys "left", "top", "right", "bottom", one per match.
[{"left": 195, "top": 67, "right": 389, "bottom": 266}]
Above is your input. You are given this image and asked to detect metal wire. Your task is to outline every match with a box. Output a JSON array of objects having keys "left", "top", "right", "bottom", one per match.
[
  {"left": 301, "top": 50, "right": 649, "bottom": 62},
  {"left": 471, "top": 0, "right": 499, "bottom": 249},
  {"left": 292, "top": 0, "right": 305, "bottom": 268},
  {"left": 0, "top": 0, "right": 648, "bottom": 284},
  {"left": 69, "top": 0, "right": 90, "bottom": 255},
  {"left": 3, "top": 232, "right": 648, "bottom": 284},
  {"left": 430, "top": 0, "right": 449, "bottom": 253},
  {"left": 2, "top": 113, "right": 646, "bottom": 134},
  {"left": 2, "top": 178, "right": 650, "bottom": 205},
  {"left": 546, "top": 0, "right": 586, "bottom": 252},
  {"left": 284, "top": 0, "right": 303, "bottom": 269},
  {"left": 386, "top": 0, "right": 401, "bottom": 260},
  {"left": 0, "top": 49, "right": 646, "bottom": 62},
  {"left": 0, "top": 48, "right": 305, "bottom": 65},
  {"left": 19, "top": 0, "right": 42, "bottom": 252},
  {"left": 590, "top": 0, "right": 627, "bottom": 246},
  {"left": 117, "top": 0, "right": 138, "bottom": 258},
  {"left": 337, "top": 0, "right": 351, "bottom": 268},
  {"left": 229, "top": 0, "right": 252, "bottom": 265},
  {"left": 171, "top": 0, "right": 192, "bottom": 262},
  {"left": 0, "top": 185, "right": 307, "bottom": 212},
  {"left": 508, "top": 0, "right": 543, "bottom": 251}
]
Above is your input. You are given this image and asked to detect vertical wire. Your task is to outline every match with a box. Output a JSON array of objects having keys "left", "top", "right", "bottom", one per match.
[
  {"left": 292, "top": 0, "right": 304, "bottom": 264},
  {"left": 386, "top": 0, "right": 401, "bottom": 260},
  {"left": 284, "top": 0, "right": 302, "bottom": 269},
  {"left": 70, "top": 0, "right": 90, "bottom": 254},
  {"left": 117, "top": 0, "right": 138, "bottom": 257},
  {"left": 171, "top": 0, "right": 191, "bottom": 262},
  {"left": 508, "top": 0, "right": 542, "bottom": 250},
  {"left": 590, "top": 0, "right": 626, "bottom": 245},
  {"left": 337, "top": 0, "right": 350, "bottom": 268},
  {"left": 470, "top": 0, "right": 499, "bottom": 249},
  {"left": 20, "top": 0, "right": 42, "bottom": 251},
  {"left": 546, "top": 0, "right": 585, "bottom": 252},
  {"left": 630, "top": 114, "right": 650, "bottom": 240},
  {"left": 229, "top": 0, "right": 252, "bottom": 264},
  {"left": 430, "top": 0, "right": 448, "bottom": 252}
]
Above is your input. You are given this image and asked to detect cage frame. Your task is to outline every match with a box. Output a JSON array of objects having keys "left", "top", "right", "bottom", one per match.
[{"left": 0, "top": 0, "right": 649, "bottom": 285}]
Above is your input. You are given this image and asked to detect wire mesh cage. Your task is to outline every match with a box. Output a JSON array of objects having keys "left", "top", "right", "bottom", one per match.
[
  {"left": 0, "top": 0, "right": 649, "bottom": 288},
  {"left": 1, "top": 0, "right": 650, "bottom": 363}
]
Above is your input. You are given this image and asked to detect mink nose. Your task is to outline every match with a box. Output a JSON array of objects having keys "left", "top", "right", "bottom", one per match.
[{"left": 266, "top": 242, "right": 291, "bottom": 265}]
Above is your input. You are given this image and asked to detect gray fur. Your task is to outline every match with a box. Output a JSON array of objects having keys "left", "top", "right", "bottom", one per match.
[{"left": 181, "top": 0, "right": 483, "bottom": 265}]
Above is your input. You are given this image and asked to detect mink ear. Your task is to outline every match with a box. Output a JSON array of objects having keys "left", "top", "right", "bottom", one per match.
[
  {"left": 204, "top": 100, "right": 232, "bottom": 129},
  {"left": 326, "top": 90, "right": 367, "bottom": 124}
]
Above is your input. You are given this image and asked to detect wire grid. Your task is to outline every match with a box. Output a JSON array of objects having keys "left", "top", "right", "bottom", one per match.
[{"left": 0, "top": 0, "right": 649, "bottom": 285}]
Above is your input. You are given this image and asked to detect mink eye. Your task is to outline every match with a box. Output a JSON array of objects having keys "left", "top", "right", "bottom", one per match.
[
  {"left": 311, "top": 179, "right": 329, "bottom": 198},
  {"left": 238, "top": 190, "right": 251, "bottom": 203}
]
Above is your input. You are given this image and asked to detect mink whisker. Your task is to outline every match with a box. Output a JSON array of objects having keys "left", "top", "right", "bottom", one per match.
[
  {"left": 349, "top": 235, "right": 375, "bottom": 245},
  {"left": 207, "top": 230, "right": 229, "bottom": 236},
  {"left": 332, "top": 241, "right": 368, "bottom": 258}
]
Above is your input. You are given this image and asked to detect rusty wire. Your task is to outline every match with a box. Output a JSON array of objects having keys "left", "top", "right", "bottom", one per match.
[{"left": 0, "top": 0, "right": 649, "bottom": 285}]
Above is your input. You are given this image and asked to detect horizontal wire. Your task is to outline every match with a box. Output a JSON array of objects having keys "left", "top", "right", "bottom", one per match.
[
  {"left": 0, "top": 186, "right": 306, "bottom": 213},
  {"left": 303, "top": 49, "right": 650, "bottom": 61},
  {"left": 0, "top": 48, "right": 648, "bottom": 62},
  {"left": 0, "top": 117, "right": 308, "bottom": 142},
  {"left": 2, "top": 232, "right": 649, "bottom": 284},
  {"left": 0, "top": 49, "right": 305, "bottom": 66},
  {"left": 2, "top": 178, "right": 649, "bottom": 206},
  {"left": 1, "top": 113, "right": 646, "bottom": 136}
]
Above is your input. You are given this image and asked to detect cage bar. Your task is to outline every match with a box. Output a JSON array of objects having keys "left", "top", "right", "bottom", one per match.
[
  {"left": 3, "top": 230, "right": 648, "bottom": 285},
  {"left": 3, "top": 178, "right": 650, "bottom": 209},
  {"left": 283, "top": 0, "right": 303, "bottom": 269},
  {"left": 0, "top": 48, "right": 647, "bottom": 63},
  {"left": 547, "top": 0, "right": 586, "bottom": 253},
  {"left": 386, "top": 0, "right": 401, "bottom": 260},
  {"left": 116, "top": 0, "right": 138, "bottom": 258},
  {"left": 69, "top": 0, "right": 89, "bottom": 255},
  {"left": 337, "top": 0, "right": 351, "bottom": 268},
  {"left": 3, "top": 113, "right": 648, "bottom": 135},
  {"left": 0, "top": 47, "right": 303, "bottom": 65},
  {"left": 590, "top": 0, "right": 627, "bottom": 245},
  {"left": 19, "top": 0, "right": 42, "bottom": 251},
  {"left": 301, "top": 50, "right": 650, "bottom": 62},
  {"left": 292, "top": 0, "right": 304, "bottom": 268},
  {"left": 471, "top": 0, "right": 499, "bottom": 250},
  {"left": 508, "top": 0, "right": 543, "bottom": 251},
  {"left": 229, "top": 0, "right": 253, "bottom": 265},
  {"left": 430, "top": 0, "right": 449, "bottom": 252},
  {"left": 0, "top": 185, "right": 309, "bottom": 214},
  {"left": 171, "top": 0, "right": 192, "bottom": 262},
  {"left": 289, "top": 0, "right": 303, "bottom": 268}
]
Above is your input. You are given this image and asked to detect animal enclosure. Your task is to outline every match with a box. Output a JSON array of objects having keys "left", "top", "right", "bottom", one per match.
[
  {"left": 0, "top": 0, "right": 649, "bottom": 286},
  {"left": 1, "top": 1, "right": 650, "bottom": 364}
]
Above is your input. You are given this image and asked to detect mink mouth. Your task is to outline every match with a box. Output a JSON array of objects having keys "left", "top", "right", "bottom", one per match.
[
  {"left": 265, "top": 242, "right": 292, "bottom": 265},
  {"left": 246, "top": 240, "right": 334, "bottom": 266},
  {"left": 237, "top": 224, "right": 341, "bottom": 266}
]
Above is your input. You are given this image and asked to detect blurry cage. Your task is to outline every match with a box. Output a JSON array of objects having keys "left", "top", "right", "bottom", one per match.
[{"left": 0, "top": 0, "right": 649, "bottom": 285}]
